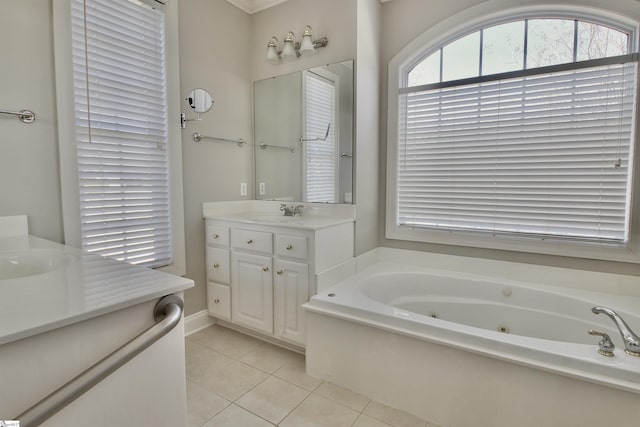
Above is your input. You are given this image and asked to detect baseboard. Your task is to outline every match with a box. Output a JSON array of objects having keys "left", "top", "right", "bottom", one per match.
[
  {"left": 216, "top": 319, "right": 305, "bottom": 355},
  {"left": 184, "top": 310, "right": 215, "bottom": 337}
]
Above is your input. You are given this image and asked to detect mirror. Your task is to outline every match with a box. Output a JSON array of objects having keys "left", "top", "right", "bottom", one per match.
[
  {"left": 186, "top": 88, "right": 213, "bottom": 114},
  {"left": 254, "top": 60, "right": 353, "bottom": 203}
]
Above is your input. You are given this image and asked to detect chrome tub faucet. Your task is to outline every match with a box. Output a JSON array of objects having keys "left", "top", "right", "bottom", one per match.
[{"left": 592, "top": 306, "right": 640, "bottom": 357}]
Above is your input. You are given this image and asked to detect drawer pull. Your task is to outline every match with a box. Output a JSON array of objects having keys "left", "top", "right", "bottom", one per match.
[
  {"left": 214, "top": 298, "right": 220, "bottom": 304},
  {"left": 286, "top": 244, "right": 293, "bottom": 250},
  {"left": 246, "top": 239, "right": 253, "bottom": 244},
  {"left": 276, "top": 270, "right": 283, "bottom": 275},
  {"left": 263, "top": 266, "right": 269, "bottom": 272},
  {"left": 213, "top": 263, "right": 219, "bottom": 268},
  {"left": 212, "top": 234, "right": 219, "bottom": 239}
]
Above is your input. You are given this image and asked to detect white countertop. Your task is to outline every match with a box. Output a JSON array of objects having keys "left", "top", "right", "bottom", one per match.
[
  {"left": 0, "top": 235, "right": 194, "bottom": 345},
  {"left": 202, "top": 200, "right": 356, "bottom": 230}
]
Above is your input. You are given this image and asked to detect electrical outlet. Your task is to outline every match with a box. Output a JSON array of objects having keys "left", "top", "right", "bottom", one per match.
[
  {"left": 259, "top": 182, "right": 266, "bottom": 195},
  {"left": 240, "top": 182, "right": 247, "bottom": 196}
]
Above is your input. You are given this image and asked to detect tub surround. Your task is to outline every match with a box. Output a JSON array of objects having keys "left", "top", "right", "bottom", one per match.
[
  {"left": 306, "top": 247, "right": 640, "bottom": 427},
  {"left": 0, "top": 231, "right": 193, "bottom": 345}
]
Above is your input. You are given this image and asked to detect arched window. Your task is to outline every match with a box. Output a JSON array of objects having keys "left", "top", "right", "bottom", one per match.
[{"left": 387, "top": 8, "right": 640, "bottom": 262}]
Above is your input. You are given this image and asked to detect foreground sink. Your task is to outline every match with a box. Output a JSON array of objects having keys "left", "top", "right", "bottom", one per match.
[{"left": 0, "top": 250, "right": 78, "bottom": 280}]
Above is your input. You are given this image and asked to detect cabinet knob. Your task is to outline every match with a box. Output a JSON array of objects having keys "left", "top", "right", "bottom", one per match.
[
  {"left": 246, "top": 239, "right": 253, "bottom": 244},
  {"left": 213, "top": 263, "right": 219, "bottom": 268},
  {"left": 277, "top": 270, "right": 283, "bottom": 275},
  {"left": 286, "top": 244, "right": 293, "bottom": 250},
  {"left": 263, "top": 266, "right": 269, "bottom": 272},
  {"left": 214, "top": 298, "right": 220, "bottom": 304},
  {"left": 212, "top": 234, "right": 219, "bottom": 239}
]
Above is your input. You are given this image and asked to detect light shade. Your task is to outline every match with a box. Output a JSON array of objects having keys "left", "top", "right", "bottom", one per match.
[
  {"left": 281, "top": 31, "right": 296, "bottom": 58},
  {"left": 300, "top": 25, "right": 314, "bottom": 53},
  {"left": 266, "top": 37, "right": 279, "bottom": 62}
]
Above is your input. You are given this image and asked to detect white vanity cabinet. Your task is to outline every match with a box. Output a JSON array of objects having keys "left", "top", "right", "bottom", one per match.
[{"left": 203, "top": 203, "right": 354, "bottom": 349}]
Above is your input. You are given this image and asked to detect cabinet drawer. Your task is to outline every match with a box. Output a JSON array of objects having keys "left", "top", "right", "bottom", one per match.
[
  {"left": 206, "top": 225, "right": 230, "bottom": 247},
  {"left": 275, "top": 234, "right": 308, "bottom": 261},
  {"left": 207, "top": 282, "right": 231, "bottom": 320},
  {"left": 206, "top": 247, "right": 230, "bottom": 284},
  {"left": 231, "top": 229, "right": 273, "bottom": 254}
]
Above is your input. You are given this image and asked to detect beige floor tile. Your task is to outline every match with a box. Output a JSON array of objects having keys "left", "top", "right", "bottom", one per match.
[
  {"left": 185, "top": 340, "right": 235, "bottom": 384},
  {"left": 236, "top": 376, "right": 310, "bottom": 424},
  {"left": 239, "top": 342, "right": 301, "bottom": 373},
  {"left": 273, "top": 354, "right": 323, "bottom": 391},
  {"left": 203, "top": 404, "right": 274, "bottom": 427},
  {"left": 314, "top": 381, "right": 370, "bottom": 412},
  {"left": 353, "top": 414, "right": 393, "bottom": 427},
  {"left": 197, "top": 359, "right": 269, "bottom": 401},
  {"left": 189, "top": 325, "right": 262, "bottom": 359},
  {"left": 279, "top": 394, "right": 360, "bottom": 427},
  {"left": 364, "top": 401, "right": 427, "bottom": 427},
  {"left": 187, "top": 380, "right": 230, "bottom": 427}
]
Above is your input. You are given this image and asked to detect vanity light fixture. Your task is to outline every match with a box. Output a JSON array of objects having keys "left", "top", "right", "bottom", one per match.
[{"left": 265, "top": 25, "right": 328, "bottom": 63}]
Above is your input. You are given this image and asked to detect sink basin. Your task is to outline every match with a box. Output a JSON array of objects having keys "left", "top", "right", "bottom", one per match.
[
  {"left": 245, "top": 214, "right": 302, "bottom": 224},
  {"left": 0, "top": 250, "right": 78, "bottom": 280}
]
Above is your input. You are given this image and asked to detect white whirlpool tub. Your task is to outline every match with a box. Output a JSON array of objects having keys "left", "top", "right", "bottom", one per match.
[{"left": 304, "top": 248, "right": 640, "bottom": 427}]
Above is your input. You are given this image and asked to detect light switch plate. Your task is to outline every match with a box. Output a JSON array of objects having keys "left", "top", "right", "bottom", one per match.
[{"left": 240, "top": 182, "right": 247, "bottom": 196}]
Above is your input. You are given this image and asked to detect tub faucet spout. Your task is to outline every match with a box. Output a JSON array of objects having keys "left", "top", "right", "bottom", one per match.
[{"left": 591, "top": 306, "right": 640, "bottom": 357}]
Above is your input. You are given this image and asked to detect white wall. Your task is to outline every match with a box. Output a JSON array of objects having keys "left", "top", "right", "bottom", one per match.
[
  {"left": 355, "top": 0, "right": 381, "bottom": 254},
  {"left": 0, "top": 1, "right": 63, "bottom": 243},
  {"left": 250, "top": 0, "right": 357, "bottom": 82},
  {"left": 379, "top": 0, "right": 640, "bottom": 276},
  {"left": 179, "top": 0, "right": 253, "bottom": 316}
]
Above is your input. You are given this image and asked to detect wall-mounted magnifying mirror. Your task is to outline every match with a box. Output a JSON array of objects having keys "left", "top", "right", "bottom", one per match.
[
  {"left": 181, "top": 88, "right": 214, "bottom": 128},
  {"left": 187, "top": 88, "right": 213, "bottom": 113}
]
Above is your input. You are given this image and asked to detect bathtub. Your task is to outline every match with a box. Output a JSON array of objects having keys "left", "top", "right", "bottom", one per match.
[{"left": 304, "top": 248, "right": 640, "bottom": 427}]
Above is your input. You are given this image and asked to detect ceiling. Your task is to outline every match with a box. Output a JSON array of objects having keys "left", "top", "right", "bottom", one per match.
[{"left": 226, "top": 0, "right": 394, "bottom": 15}]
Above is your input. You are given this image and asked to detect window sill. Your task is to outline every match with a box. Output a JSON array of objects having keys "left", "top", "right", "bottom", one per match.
[{"left": 385, "top": 223, "right": 640, "bottom": 264}]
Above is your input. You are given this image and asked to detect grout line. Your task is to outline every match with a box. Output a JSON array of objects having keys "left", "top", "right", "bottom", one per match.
[{"left": 276, "top": 382, "right": 316, "bottom": 426}]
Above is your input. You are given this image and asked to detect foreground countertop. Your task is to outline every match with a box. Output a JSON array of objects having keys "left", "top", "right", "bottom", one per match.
[{"left": 0, "top": 235, "right": 193, "bottom": 345}]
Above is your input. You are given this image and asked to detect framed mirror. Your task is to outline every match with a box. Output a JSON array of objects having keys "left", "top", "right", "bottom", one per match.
[{"left": 254, "top": 60, "right": 353, "bottom": 203}]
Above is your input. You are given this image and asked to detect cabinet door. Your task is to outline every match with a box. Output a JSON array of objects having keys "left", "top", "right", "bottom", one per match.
[
  {"left": 231, "top": 251, "right": 273, "bottom": 334},
  {"left": 274, "top": 259, "right": 309, "bottom": 346}
]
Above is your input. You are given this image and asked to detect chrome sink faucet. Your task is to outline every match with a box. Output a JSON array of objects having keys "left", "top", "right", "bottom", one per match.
[
  {"left": 592, "top": 306, "right": 640, "bottom": 357},
  {"left": 280, "top": 203, "right": 304, "bottom": 217}
]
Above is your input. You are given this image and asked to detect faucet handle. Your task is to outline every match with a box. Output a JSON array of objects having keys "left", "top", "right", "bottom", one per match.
[{"left": 588, "top": 330, "right": 615, "bottom": 357}]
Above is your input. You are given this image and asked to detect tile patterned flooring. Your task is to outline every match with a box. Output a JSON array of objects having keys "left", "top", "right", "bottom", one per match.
[{"left": 186, "top": 325, "right": 441, "bottom": 427}]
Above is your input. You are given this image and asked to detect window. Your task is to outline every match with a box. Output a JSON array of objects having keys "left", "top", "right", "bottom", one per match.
[
  {"left": 54, "top": 0, "right": 185, "bottom": 273},
  {"left": 303, "top": 70, "right": 339, "bottom": 203},
  {"left": 388, "top": 8, "right": 640, "bottom": 262}
]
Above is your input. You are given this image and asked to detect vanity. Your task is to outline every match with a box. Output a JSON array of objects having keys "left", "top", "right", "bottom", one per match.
[
  {"left": 0, "top": 216, "right": 193, "bottom": 426},
  {"left": 203, "top": 201, "right": 355, "bottom": 349}
]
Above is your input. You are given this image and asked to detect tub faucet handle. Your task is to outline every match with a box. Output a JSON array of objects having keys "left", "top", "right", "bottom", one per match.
[
  {"left": 588, "top": 330, "right": 615, "bottom": 357},
  {"left": 591, "top": 306, "right": 640, "bottom": 357}
]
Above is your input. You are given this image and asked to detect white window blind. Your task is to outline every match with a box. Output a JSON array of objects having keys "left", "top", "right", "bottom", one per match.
[
  {"left": 71, "top": 0, "right": 172, "bottom": 268},
  {"left": 397, "top": 58, "right": 638, "bottom": 244},
  {"left": 304, "top": 71, "right": 337, "bottom": 203}
]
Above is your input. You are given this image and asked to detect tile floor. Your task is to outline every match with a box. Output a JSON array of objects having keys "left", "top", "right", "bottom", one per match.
[{"left": 186, "top": 325, "right": 441, "bottom": 427}]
